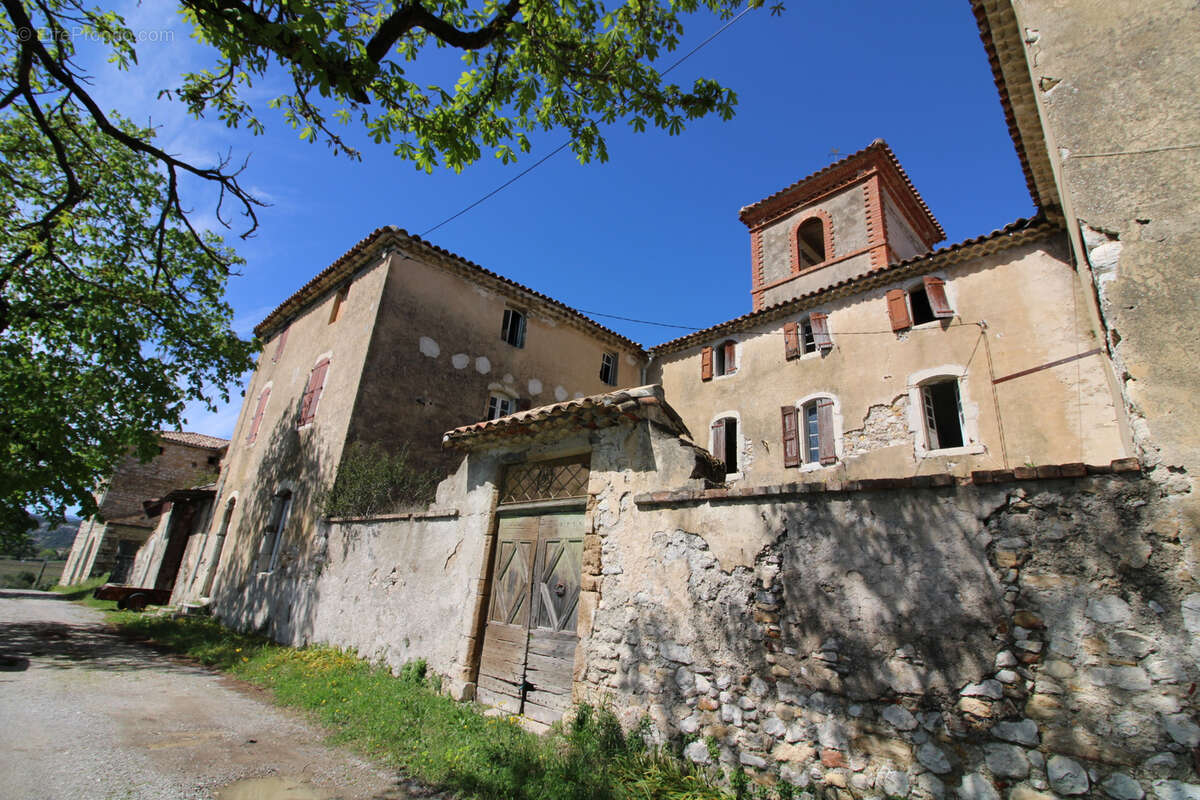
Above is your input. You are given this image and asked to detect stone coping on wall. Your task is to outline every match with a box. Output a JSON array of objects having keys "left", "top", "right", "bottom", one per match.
[
  {"left": 326, "top": 507, "right": 460, "bottom": 524},
  {"left": 633, "top": 458, "right": 1141, "bottom": 506}
]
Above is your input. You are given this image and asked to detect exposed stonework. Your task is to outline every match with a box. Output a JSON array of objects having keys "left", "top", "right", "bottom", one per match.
[{"left": 842, "top": 395, "right": 910, "bottom": 459}]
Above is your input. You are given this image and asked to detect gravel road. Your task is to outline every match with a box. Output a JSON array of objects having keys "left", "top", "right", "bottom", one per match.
[{"left": 0, "top": 591, "right": 421, "bottom": 800}]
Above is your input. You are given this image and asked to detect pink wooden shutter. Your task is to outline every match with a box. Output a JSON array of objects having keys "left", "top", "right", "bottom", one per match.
[
  {"left": 781, "top": 406, "right": 800, "bottom": 468},
  {"left": 886, "top": 289, "right": 911, "bottom": 331},
  {"left": 247, "top": 388, "right": 270, "bottom": 444},
  {"left": 810, "top": 313, "right": 833, "bottom": 351},
  {"left": 701, "top": 346, "right": 714, "bottom": 381},
  {"left": 784, "top": 322, "right": 801, "bottom": 360},
  {"left": 817, "top": 398, "right": 837, "bottom": 465},
  {"left": 723, "top": 340, "right": 737, "bottom": 374},
  {"left": 711, "top": 419, "right": 726, "bottom": 466},
  {"left": 923, "top": 276, "right": 954, "bottom": 318},
  {"left": 272, "top": 326, "right": 289, "bottom": 363},
  {"left": 300, "top": 359, "right": 330, "bottom": 425}
]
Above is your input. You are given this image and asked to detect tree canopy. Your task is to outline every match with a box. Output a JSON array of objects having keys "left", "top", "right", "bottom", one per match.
[{"left": 0, "top": 0, "right": 763, "bottom": 535}]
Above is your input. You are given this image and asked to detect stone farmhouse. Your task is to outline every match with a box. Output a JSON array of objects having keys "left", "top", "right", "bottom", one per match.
[
  {"left": 61, "top": 431, "right": 227, "bottom": 586},
  {"left": 96, "top": 0, "right": 1199, "bottom": 796}
]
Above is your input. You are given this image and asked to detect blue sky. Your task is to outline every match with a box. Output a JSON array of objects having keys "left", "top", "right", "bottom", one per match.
[{"left": 90, "top": 1, "right": 1034, "bottom": 439}]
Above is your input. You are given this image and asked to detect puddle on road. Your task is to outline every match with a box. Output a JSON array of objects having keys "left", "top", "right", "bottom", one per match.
[{"left": 214, "top": 776, "right": 333, "bottom": 800}]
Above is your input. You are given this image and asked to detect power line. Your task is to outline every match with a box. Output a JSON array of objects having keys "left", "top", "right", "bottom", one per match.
[
  {"left": 421, "top": 7, "right": 755, "bottom": 238},
  {"left": 578, "top": 307, "right": 983, "bottom": 337}
]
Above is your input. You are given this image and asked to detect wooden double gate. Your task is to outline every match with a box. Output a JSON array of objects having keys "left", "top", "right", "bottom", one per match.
[{"left": 476, "top": 509, "right": 584, "bottom": 725}]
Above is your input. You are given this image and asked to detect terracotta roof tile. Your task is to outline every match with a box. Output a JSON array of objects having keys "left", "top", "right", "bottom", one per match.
[
  {"left": 444, "top": 384, "right": 689, "bottom": 448},
  {"left": 649, "top": 215, "right": 1058, "bottom": 356},
  {"left": 737, "top": 139, "right": 945, "bottom": 241},
  {"left": 254, "top": 227, "right": 645, "bottom": 354},
  {"left": 158, "top": 431, "right": 229, "bottom": 451}
]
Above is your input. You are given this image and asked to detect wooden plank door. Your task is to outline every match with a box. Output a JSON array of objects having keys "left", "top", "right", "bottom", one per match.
[
  {"left": 523, "top": 512, "right": 584, "bottom": 726},
  {"left": 476, "top": 515, "right": 538, "bottom": 713}
]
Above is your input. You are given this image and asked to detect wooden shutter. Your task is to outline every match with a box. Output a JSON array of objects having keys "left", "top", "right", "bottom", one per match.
[
  {"left": 783, "top": 322, "right": 801, "bottom": 360},
  {"left": 886, "top": 289, "right": 911, "bottom": 331},
  {"left": 723, "top": 340, "right": 737, "bottom": 374},
  {"left": 299, "top": 359, "right": 330, "bottom": 425},
  {"left": 810, "top": 313, "right": 833, "bottom": 351},
  {"left": 700, "top": 346, "right": 714, "bottom": 381},
  {"left": 247, "top": 388, "right": 270, "bottom": 444},
  {"left": 781, "top": 406, "right": 800, "bottom": 468},
  {"left": 923, "top": 276, "right": 954, "bottom": 318},
  {"left": 817, "top": 398, "right": 837, "bottom": 465},
  {"left": 711, "top": 419, "right": 726, "bottom": 466},
  {"left": 272, "top": 327, "right": 289, "bottom": 363}
]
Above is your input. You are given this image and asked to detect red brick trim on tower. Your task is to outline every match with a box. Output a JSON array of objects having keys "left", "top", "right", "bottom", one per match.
[
  {"left": 750, "top": 229, "right": 766, "bottom": 310},
  {"left": 863, "top": 176, "right": 890, "bottom": 270},
  {"left": 788, "top": 209, "right": 836, "bottom": 276}
]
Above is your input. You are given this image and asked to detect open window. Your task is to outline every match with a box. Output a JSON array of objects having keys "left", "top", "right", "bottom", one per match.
[
  {"left": 599, "top": 351, "right": 619, "bottom": 386},
  {"left": 328, "top": 284, "right": 349, "bottom": 324},
  {"left": 784, "top": 313, "right": 833, "bottom": 359},
  {"left": 796, "top": 217, "right": 827, "bottom": 269},
  {"left": 710, "top": 416, "right": 739, "bottom": 475},
  {"left": 920, "top": 378, "right": 965, "bottom": 450},
  {"left": 258, "top": 490, "right": 292, "bottom": 573},
  {"left": 701, "top": 340, "right": 738, "bottom": 381},
  {"left": 501, "top": 308, "right": 526, "bottom": 348},
  {"left": 782, "top": 398, "right": 837, "bottom": 467},
  {"left": 887, "top": 276, "right": 955, "bottom": 331}
]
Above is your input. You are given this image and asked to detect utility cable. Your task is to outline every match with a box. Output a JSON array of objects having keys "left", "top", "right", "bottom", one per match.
[{"left": 420, "top": 6, "right": 756, "bottom": 237}]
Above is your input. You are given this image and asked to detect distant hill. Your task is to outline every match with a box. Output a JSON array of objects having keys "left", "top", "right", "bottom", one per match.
[{"left": 31, "top": 516, "right": 81, "bottom": 551}]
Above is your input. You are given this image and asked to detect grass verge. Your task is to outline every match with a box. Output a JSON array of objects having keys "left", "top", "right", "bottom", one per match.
[
  {"left": 51, "top": 574, "right": 118, "bottom": 609},
  {"left": 106, "top": 613, "right": 757, "bottom": 800}
]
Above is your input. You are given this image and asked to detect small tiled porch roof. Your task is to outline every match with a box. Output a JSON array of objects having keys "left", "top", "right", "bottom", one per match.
[
  {"left": 443, "top": 385, "right": 690, "bottom": 450},
  {"left": 158, "top": 431, "right": 229, "bottom": 451}
]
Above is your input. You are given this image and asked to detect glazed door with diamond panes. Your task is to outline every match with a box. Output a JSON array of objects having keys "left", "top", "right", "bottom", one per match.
[{"left": 477, "top": 457, "right": 588, "bottom": 722}]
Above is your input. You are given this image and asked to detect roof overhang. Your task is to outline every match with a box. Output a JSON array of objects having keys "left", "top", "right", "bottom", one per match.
[
  {"left": 142, "top": 487, "right": 217, "bottom": 519},
  {"left": 444, "top": 384, "right": 690, "bottom": 450}
]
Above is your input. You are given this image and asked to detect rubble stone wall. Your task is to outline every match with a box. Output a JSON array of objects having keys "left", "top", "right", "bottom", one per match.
[{"left": 576, "top": 421, "right": 1198, "bottom": 800}]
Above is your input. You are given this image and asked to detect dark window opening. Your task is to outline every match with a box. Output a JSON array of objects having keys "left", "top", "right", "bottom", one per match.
[
  {"left": 801, "top": 320, "right": 816, "bottom": 354},
  {"left": 599, "top": 352, "right": 618, "bottom": 386},
  {"left": 259, "top": 490, "right": 293, "bottom": 572},
  {"left": 922, "top": 380, "right": 965, "bottom": 450},
  {"left": 797, "top": 218, "right": 827, "bottom": 268},
  {"left": 501, "top": 308, "right": 526, "bottom": 348},
  {"left": 909, "top": 287, "right": 937, "bottom": 325},
  {"left": 714, "top": 340, "right": 737, "bottom": 376}
]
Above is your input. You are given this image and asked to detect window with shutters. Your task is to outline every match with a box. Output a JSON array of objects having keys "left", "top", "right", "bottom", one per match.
[
  {"left": 501, "top": 308, "right": 526, "bottom": 348},
  {"left": 246, "top": 386, "right": 271, "bottom": 444},
  {"left": 886, "top": 276, "right": 955, "bottom": 331},
  {"left": 784, "top": 313, "right": 833, "bottom": 360},
  {"left": 486, "top": 393, "right": 514, "bottom": 420},
  {"left": 298, "top": 358, "right": 330, "bottom": 427},
  {"left": 258, "top": 489, "right": 292, "bottom": 573},
  {"left": 781, "top": 396, "right": 838, "bottom": 468},
  {"left": 709, "top": 414, "right": 740, "bottom": 475},
  {"left": 272, "top": 325, "right": 290, "bottom": 363},
  {"left": 329, "top": 284, "right": 349, "bottom": 324},
  {"left": 599, "top": 351, "right": 618, "bottom": 386}
]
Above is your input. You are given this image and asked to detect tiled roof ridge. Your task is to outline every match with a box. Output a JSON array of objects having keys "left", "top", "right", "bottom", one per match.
[
  {"left": 648, "top": 214, "right": 1058, "bottom": 356},
  {"left": 970, "top": 0, "right": 1057, "bottom": 213},
  {"left": 158, "top": 430, "right": 230, "bottom": 450},
  {"left": 253, "top": 226, "right": 645, "bottom": 354},
  {"left": 443, "top": 384, "right": 689, "bottom": 447},
  {"left": 738, "top": 139, "right": 945, "bottom": 240}
]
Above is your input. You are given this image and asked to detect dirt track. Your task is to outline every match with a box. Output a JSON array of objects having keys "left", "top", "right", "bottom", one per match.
[{"left": 0, "top": 591, "right": 420, "bottom": 800}]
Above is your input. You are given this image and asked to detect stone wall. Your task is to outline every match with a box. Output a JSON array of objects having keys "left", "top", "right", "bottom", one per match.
[{"left": 574, "top": 419, "right": 1198, "bottom": 799}]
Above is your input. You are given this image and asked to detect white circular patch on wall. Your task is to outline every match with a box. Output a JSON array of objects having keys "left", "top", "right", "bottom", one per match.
[
  {"left": 451, "top": 353, "right": 469, "bottom": 369},
  {"left": 574, "top": 392, "right": 584, "bottom": 399},
  {"left": 503, "top": 373, "right": 514, "bottom": 384},
  {"left": 418, "top": 336, "right": 440, "bottom": 358},
  {"left": 475, "top": 356, "right": 491, "bottom": 374},
  {"left": 625, "top": 354, "right": 639, "bottom": 365},
  {"left": 554, "top": 385, "right": 568, "bottom": 402},
  {"left": 528, "top": 378, "right": 543, "bottom": 395}
]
